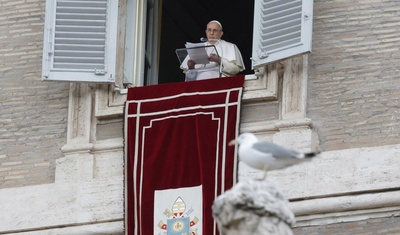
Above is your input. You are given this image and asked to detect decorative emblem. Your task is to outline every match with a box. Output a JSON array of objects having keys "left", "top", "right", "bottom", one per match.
[{"left": 157, "top": 196, "right": 199, "bottom": 235}]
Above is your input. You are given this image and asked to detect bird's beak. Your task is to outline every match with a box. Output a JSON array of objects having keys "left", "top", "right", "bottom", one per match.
[{"left": 228, "top": 139, "right": 237, "bottom": 146}]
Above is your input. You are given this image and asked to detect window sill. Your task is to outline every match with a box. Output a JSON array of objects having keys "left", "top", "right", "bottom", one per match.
[{"left": 94, "top": 64, "right": 282, "bottom": 119}]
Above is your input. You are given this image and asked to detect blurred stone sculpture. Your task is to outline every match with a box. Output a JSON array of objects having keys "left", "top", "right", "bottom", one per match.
[{"left": 212, "top": 180, "right": 295, "bottom": 235}]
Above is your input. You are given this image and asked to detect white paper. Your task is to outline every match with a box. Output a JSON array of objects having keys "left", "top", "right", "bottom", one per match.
[{"left": 185, "top": 42, "right": 209, "bottom": 64}]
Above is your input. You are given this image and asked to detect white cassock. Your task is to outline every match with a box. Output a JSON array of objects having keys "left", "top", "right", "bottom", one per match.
[{"left": 181, "top": 40, "right": 245, "bottom": 80}]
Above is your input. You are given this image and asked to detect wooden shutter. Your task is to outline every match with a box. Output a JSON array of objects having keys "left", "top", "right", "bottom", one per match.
[
  {"left": 42, "top": 0, "right": 118, "bottom": 83},
  {"left": 252, "top": 0, "right": 313, "bottom": 69}
]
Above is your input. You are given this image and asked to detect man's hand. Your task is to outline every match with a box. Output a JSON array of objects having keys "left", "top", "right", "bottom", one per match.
[
  {"left": 208, "top": 53, "right": 221, "bottom": 64},
  {"left": 187, "top": 59, "right": 196, "bottom": 69}
]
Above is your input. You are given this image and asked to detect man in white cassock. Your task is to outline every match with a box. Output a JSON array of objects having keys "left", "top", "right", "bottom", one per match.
[{"left": 181, "top": 20, "right": 245, "bottom": 80}]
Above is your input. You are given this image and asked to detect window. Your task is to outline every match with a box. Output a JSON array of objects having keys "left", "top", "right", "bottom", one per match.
[
  {"left": 124, "top": 0, "right": 160, "bottom": 86},
  {"left": 42, "top": 0, "right": 313, "bottom": 85},
  {"left": 252, "top": 0, "right": 313, "bottom": 69},
  {"left": 42, "top": 0, "right": 118, "bottom": 83}
]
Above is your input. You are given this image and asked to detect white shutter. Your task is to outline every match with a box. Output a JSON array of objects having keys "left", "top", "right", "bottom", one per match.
[
  {"left": 42, "top": 0, "right": 118, "bottom": 83},
  {"left": 252, "top": 0, "right": 313, "bottom": 69}
]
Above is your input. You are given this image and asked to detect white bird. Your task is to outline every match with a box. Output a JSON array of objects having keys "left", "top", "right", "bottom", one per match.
[{"left": 229, "top": 133, "right": 319, "bottom": 174}]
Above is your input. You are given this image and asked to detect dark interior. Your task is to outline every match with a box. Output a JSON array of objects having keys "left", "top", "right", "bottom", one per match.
[{"left": 158, "top": 0, "right": 254, "bottom": 84}]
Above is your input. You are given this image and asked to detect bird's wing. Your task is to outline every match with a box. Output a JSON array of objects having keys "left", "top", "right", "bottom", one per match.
[{"left": 252, "top": 141, "right": 301, "bottom": 159}]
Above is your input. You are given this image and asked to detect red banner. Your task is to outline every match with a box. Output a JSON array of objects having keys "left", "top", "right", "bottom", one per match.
[{"left": 124, "top": 76, "right": 244, "bottom": 235}]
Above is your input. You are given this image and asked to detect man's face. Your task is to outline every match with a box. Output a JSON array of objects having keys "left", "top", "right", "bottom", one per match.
[{"left": 205, "top": 22, "right": 223, "bottom": 43}]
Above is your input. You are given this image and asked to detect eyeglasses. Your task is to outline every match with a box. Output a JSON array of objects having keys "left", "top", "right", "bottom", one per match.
[{"left": 206, "top": 28, "right": 221, "bottom": 33}]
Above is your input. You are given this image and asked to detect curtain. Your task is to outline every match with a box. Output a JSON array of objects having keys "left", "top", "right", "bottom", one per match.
[{"left": 125, "top": 75, "right": 244, "bottom": 235}]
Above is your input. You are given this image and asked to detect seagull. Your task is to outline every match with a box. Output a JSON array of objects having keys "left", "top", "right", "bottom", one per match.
[{"left": 229, "top": 133, "right": 319, "bottom": 176}]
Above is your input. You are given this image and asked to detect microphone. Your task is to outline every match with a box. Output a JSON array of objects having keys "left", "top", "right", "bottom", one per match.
[{"left": 200, "top": 37, "right": 219, "bottom": 43}]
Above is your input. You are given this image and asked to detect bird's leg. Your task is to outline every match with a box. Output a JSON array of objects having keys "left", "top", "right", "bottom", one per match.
[{"left": 259, "top": 165, "right": 269, "bottom": 180}]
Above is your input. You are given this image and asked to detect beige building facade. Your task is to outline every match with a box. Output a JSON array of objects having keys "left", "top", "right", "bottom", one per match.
[{"left": 1, "top": 0, "right": 399, "bottom": 234}]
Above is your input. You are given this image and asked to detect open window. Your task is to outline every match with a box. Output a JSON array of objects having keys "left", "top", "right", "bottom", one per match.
[
  {"left": 124, "top": 0, "right": 160, "bottom": 86},
  {"left": 41, "top": 0, "right": 313, "bottom": 85},
  {"left": 157, "top": 1, "right": 255, "bottom": 84},
  {"left": 42, "top": 0, "right": 118, "bottom": 83}
]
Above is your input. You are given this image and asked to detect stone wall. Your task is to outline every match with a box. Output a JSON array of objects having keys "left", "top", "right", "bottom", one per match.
[
  {"left": 0, "top": 0, "right": 69, "bottom": 188},
  {"left": 294, "top": 216, "right": 400, "bottom": 235},
  {"left": 308, "top": 0, "right": 400, "bottom": 151}
]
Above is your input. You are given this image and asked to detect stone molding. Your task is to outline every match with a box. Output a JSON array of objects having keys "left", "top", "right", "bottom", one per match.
[
  {"left": 292, "top": 190, "right": 400, "bottom": 227},
  {"left": 239, "top": 142, "right": 400, "bottom": 227},
  {"left": 1, "top": 144, "right": 399, "bottom": 233}
]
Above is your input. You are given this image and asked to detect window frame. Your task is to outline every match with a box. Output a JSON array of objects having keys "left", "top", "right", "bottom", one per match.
[{"left": 123, "top": 0, "right": 160, "bottom": 86}]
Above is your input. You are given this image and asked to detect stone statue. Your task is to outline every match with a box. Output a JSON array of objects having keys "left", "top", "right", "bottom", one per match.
[{"left": 212, "top": 180, "right": 295, "bottom": 235}]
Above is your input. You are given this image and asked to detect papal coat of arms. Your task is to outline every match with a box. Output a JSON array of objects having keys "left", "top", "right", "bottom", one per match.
[{"left": 157, "top": 197, "right": 199, "bottom": 235}]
